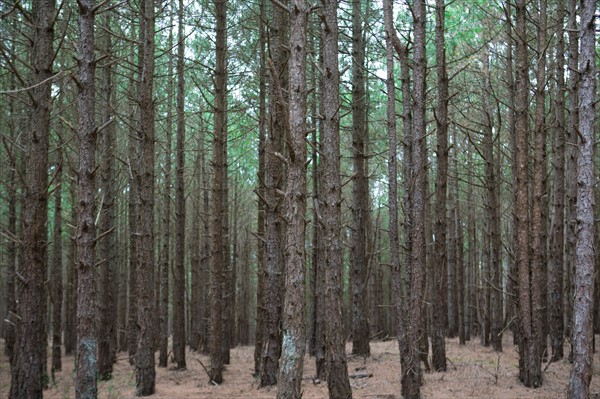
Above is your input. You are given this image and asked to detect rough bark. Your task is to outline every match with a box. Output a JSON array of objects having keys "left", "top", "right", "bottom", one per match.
[
  {"left": 350, "top": 0, "right": 370, "bottom": 358},
  {"left": 431, "top": 0, "right": 448, "bottom": 371},
  {"left": 158, "top": 11, "right": 174, "bottom": 369},
  {"left": 65, "top": 176, "right": 78, "bottom": 356},
  {"left": 532, "top": 0, "right": 548, "bottom": 362},
  {"left": 564, "top": 0, "right": 579, "bottom": 358},
  {"left": 9, "top": 0, "right": 54, "bottom": 395},
  {"left": 51, "top": 149, "right": 63, "bottom": 374},
  {"left": 209, "top": 0, "right": 228, "bottom": 384},
  {"left": 254, "top": 0, "right": 267, "bottom": 374},
  {"left": 567, "top": 0, "right": 595, "bottom": 395},
  {"left": 482, "top": 48, "right": 502, "bottom": 352},
  {"left": 321, "top": 0, "right": 353, "bottom": 397},
  {"left": 276, "top": 1, "right": 309, "bottom": 397},
  {"left": 4, "top": 99, "right": 17, "bottom": 362},
  {"left": 259, "top": 0, "right": 288, "bottom": 386},
  {"left": 98, "top": 10, "right": 118, "bottom": 380},
  {"left": 548, "top": 0, "right": 565, "bottom": 362},
  {"left": 135, "top": 0, "right": 157, "bottom": 392},
  {"left": 515, "top": 0, "right": 542, "bottom": 386},
  {"left": 173, "top": 0, "right": 187, "bottom": 369},
  {"left": 75, "top": 1, "right": 99, "bottom": 396}
]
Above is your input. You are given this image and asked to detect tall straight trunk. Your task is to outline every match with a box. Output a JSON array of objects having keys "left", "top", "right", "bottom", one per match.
[
  {"left": 65, "top": 175, "right": 78, "bottom": 355},
  {"left": 515, "top": 0, "right": 542, "bottom": 386},
  {"left": 568, "top": 0, "right": 595, "bottom": 395},
  {"left": 135, "top": 0, "right": 157, "bottom": 392},
  {"left": 320, "top": 0, "right": 353, "bottom": 397},
  {"left": 564, "top": 0, "right": 579, "bottom": 358},
  {"left": 4, "top": 98, "right": 17, "bottom": 362},
  {"left": 98, "top": 11, "right": 118, "bottom": 380},
  {"left": 238, "top": 229, "right": 250, "bottom": 344},
  {"left": 466, "top": 146, "right": 475, "bottom": 341},
  {"left": 453, "top": 140, "right": 466, "bottom": 345},
  {"left": 190, "top": 112, "right": 203, "bottom": 352},
  {"left": 259, "top": 0, "right": 288, "bottom": 386},
  {"left": 503, "top": 4, "right": 517, "bottom": 341},
  {"left": 173, "top": 0, "right": 187, "bottom": 369},
  {"left": 75, "top": 0, "right": 99, "bottom": 396},
  {"left": 350, "top": 0, "right": 370, "bottom": 357},
  {"left": 548, "top": 0, "right": 565, "bottom": 362},
  {"left": 431, "top": 0, "right": 448, "bottom": 371},
  {"left": 10, "top": 0, "right": 54, "bottom": 395},
  {"left": 209, "top": 0, "right": 228, "bottom": 384},
  {"left": 276, "top": 2, "right": 309, "bottom": 398},
  {"left": 51, "top": 149, "right": 63, "bottom": 374},
  {"left": 159, "top": 12, "right": 174, "bottom": 367},
  {"left": 482, "top": 48, "right": 502, "bottom": 351},
  {"left": 383, "top": 0, "right": 400, "bottom": 371},
  {"left": 404, "top": 0, "right": 427, "bottom": 396},
  {"left": 533, "top": 0, "right": 548, "bottom": 361},
  {"left": 313, "top": 49, "right": 327, "bottom": 379},
  {"left": 254, "top": 0, "right": 267, "bottom": 374},
  {"left": 127, "top": 17, "right": 140, "bottom": 364}
]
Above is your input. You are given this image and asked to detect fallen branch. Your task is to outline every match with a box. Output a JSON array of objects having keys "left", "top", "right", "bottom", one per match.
[
  {"left": 349, "top": 373, "right": 373, "bottom": 379},
  {"left": 195, "top": 358, "right": 219, "bottom": 386}
]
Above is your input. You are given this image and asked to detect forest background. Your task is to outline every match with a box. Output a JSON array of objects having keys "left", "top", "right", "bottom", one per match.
[{"left": 0, "top": 0, "right": 597, "bottom": 397}]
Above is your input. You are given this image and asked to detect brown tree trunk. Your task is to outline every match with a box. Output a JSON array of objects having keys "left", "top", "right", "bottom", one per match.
[
  {"left": 564, "top": 0, "right": 579, "bottom": 360},
  {"left": 321, "top": 0, "right": 353, "bottom": 396},
  {"left": 276, "top": 1, "right": 309, "bottom": 397},
  {"left": 259, "top": 0, "right": 288, "bottom": 386},
  {"left": 135, "top": 0, "right": 157, "bottom": 392},
  {"left": 533, "top": 0, "right": 548, "bottom": 362},
  {"left": 4, "top": 99, "right": 17, "bottom": 362},
  {"left": 350, "top": 0, "right": 370, "bottom": 358},
  {"left": 453, "top": 141, "right": 466, "bottom": 345},
  {"left": 173, "top": 0, "right": 187, "bottom": 369},
  {"left": 158, "top": 10, "right": 174, "bottom": 368},
  {"left": 482, "top": 48, "right": 502, "bottom": 352},
  {"left": 515, "top": 0, "right": 542, "bottom": 386},
  {"left": 98, "top": 11, "right": 118, "bottom": 380},
  {"left": 431, "top": 0, "right": 448, "bottom": 371},
  {"left": 65, "top": 175, "right": 78, "bottom": 356},
  {"left": 209, "top": 0, "right": 228, "bottom": 384},
  {"left": 254, "top": 0, "right": 267, "bottom": 374},
  {"left": 127, "top": 16, "right": 140, "bottom": 364},
  {"left": 567, "top": 0, "right": 595, "bottom": 395},
  {"left": 75, "top": 1, "right": 99, "bottom": 396},
  {"left": 51, "top": 148, "right": 63, "bottom": 375},
  {"left": 548, "top": 0, "right": 565, "bottom": 362},
  {"left": 10, "top": 0, "right": 54, "bottom": 395}
]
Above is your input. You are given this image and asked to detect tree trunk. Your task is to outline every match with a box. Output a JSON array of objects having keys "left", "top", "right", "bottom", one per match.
[
  {"left": 173, "top": 0, "right": 187, "bottom": 369},
  {"left": 533, "top": 0, "right": 548, "bottom": 362},
  {"left": 209, "top": 0, "right": 228, "bottom": 384},
  {"left": 564, "top": 0, "right": 579, "bottom": 360},
  {"left": 276, "top": 1, "right": 309, "bottom": 397},
  {"left": 98, "top": 11, "right": 118, "bottom": 380},
  {"left": 51, "top": 148, "right": 63, "bottom": 375},
  {"left": 158, "top": 10, "right": 174, "bottom": 368},
  {"left": 350, "top": 0, "right": 370, "bottom": 358},
  {"left": 75, "top": 1, "right": 99, "bottom": 396},
  {"left": 135, "top": 0, "right": 157, "bottom": 392},
  {"left": 259, "top": 0, "right": 288, "bottom": 386},
  {"left": 320, "top": 0, "right": 353, "bottom": 397},
  {"left": 567, "top": 0, "right": 595, "bottom": 395},
  {"left": 548, "top": 0, "right": 565, "bottom": 362},
  {"left": 431, "top": 0, "right": 448, "bottom": 371},
  {"left": 515, "top": 0, "right": 542, "bottom": 386},
  {"left": 254, "top": 0, "right": 267, "bottom": 374},
  {"left": 10, "top": 0, "right": 54, "bottom": 395}
]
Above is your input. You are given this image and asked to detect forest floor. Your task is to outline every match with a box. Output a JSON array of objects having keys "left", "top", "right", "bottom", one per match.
[{"left": 2, "top": 334, "right": 600, "bottom": 398}]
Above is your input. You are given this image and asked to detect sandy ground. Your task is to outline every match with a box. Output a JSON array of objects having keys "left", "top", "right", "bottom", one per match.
[{"left": 2, "top": 335, "right": 600, "bottom": 398}]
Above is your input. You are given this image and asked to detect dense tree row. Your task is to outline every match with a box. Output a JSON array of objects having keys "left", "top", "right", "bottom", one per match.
[{"left": 0, "top": 0, "right": 596, "bottom": 398}]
